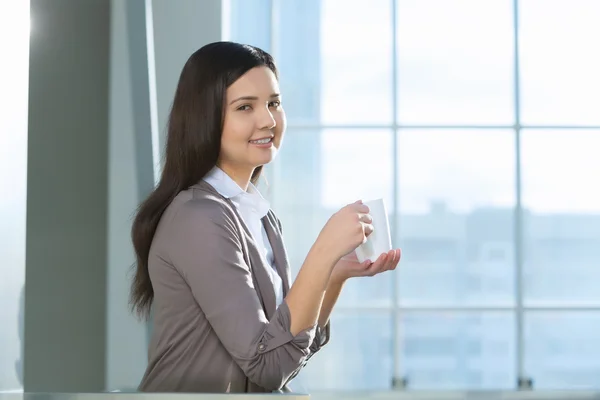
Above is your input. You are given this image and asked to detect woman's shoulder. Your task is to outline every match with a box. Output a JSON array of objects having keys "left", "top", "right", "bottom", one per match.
[
  {"left": 149, "top": 185, "right": 244, "bottom": 277},
  {"left": 170, "top": 183, "right": 236, "bottom": 224},
  {"left": 153, "top": 185, "right": 242, "bottom": 255}
]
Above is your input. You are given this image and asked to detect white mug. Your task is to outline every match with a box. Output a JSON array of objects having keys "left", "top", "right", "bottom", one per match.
[{"left": 354, "top": 198, "right": 393, "bottom": 263}]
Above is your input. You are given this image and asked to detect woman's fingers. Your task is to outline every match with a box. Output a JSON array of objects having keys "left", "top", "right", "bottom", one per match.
[
  {"left": 363, "top": 252, "right": 388, "bottom": 276},
  {"left": 386, "top": 249, "right": 400, "bottom": 271},
  {"left": 361, "top": 222, "right": 374, "bottom": 238},
  {"left": 361, "top": 249, "right": 402, "bottom": 276},
  {"left": 358, "top": 213, "right": 372, "bottom": 224},
  {"left": 358, "top": 213, "right": 374, "bottom": 239}
]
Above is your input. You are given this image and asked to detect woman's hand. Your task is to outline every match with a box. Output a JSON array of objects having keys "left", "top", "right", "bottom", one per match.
[
  {"left": 329, "top": 248, "right": 402, "bottom": 285},
  {"left": 314, "top": 200, "right": 374, "bottom": 262}
]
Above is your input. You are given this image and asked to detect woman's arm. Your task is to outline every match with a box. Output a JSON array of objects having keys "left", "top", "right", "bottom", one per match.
[
  {"left": 284, "top": 200, "right": 372, "bottom": 336},
  {"left": 284, "top": 240, "right": 337, "bottom": 335},
  {"left": 318, "top": 279, "right": 344, "bottom": 328}
]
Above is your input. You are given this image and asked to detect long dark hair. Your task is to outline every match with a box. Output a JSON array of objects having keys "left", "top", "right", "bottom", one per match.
[{"left": 130, "top": 42, "right": 278, "bottom": 319}]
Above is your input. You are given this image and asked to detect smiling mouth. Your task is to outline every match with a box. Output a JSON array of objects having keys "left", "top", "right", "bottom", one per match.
[{"left": 249, "top": 137, "right": 273, "bottom": 144}]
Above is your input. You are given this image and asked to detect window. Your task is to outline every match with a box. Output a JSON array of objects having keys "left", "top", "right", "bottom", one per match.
[
  {"left": 396, "top": 0, "right": 514, "bottom": 125},
  {"left": 525, "top": 313, "right": 600, "bottom": 389},
  {"left": 519, "top": 0, "right": 600, "bottom": 125},
  {"left": 228, "top": 0, "right": 600, "bottom": 391},
  {"left": 521, "top": 130, "right": 600, "bottom": 306},
  {"left": 399, "top": 312, "right": 515, "bottom": 390},
  {"left": 299, "top": 312, "right": 393, "bottom": 391}
]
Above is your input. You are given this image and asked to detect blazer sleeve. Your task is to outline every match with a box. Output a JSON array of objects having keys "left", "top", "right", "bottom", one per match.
[
  {"left": 309, "top": 323, "right": 330, "bottom": 354},
  {"left": 168, "top": 199, "right": 318, "bottom": 391}
]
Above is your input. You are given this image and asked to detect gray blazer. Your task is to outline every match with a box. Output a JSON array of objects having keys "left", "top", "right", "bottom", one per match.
[{"left": 138, "top": 181, "right": 330, "bottom": 393}]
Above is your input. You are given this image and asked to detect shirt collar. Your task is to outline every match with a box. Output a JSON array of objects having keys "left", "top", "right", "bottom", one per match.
[
  {"left": 203, "top": 167, "right": 271, "bottom": 218},
  {"left": 203, "top": 166, "right": 245, "bottom": 199}
]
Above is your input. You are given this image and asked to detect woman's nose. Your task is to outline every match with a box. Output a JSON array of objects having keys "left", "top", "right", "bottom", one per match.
[{"left": 258, "top": 107, "right": 276, "bottom": 130}]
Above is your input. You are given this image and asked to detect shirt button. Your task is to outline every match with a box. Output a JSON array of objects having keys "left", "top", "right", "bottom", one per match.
[{"left": 258, "top": 343, "right": 266, "bottom": 352}]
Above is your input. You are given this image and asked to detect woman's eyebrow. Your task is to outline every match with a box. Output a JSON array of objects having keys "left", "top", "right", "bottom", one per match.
[{"left": 229, "top": 93, "right": 280, "bottom": 105}]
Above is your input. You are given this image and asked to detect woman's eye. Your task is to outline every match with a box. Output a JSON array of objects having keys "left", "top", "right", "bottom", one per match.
[
  {"left": 269, "top": 100, "right": 281, "bottom": 108},
  {"left": 237, "top": 105, "right": 252, "bottom": 111}
]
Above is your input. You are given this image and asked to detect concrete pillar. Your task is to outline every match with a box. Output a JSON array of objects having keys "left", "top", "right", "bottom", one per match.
[
  {"left": 152, "top": 0, "right": 223, "bottom": 151},
  {"left": 24, "top": 0, "right": 110, "bottom": 391}
]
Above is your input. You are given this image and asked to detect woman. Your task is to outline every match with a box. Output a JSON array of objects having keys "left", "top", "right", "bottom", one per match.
[{"left": 130, "top": 41, "right": 401, "bottom": 393}]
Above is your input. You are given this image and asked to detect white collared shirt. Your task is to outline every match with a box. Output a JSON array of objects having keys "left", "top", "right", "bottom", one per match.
[{"left": 203, "top": 167, "right": 284, "bottom": 307}]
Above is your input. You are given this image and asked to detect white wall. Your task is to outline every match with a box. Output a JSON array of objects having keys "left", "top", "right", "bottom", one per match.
[{"left": 0, "top": 0, "right": 29, "bottom": 391}]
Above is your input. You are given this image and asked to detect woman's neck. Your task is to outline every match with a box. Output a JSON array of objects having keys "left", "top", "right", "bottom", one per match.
[{"left": 218, "top": 163, "right": 254, "bottom": 192}]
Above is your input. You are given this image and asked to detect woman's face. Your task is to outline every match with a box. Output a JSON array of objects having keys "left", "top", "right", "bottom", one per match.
[{"left": 219, "top": 66, "right": 286, "bottom": 175}]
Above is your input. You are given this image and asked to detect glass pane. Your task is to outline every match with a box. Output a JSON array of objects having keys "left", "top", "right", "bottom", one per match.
[
  {"left": 396, "top": 0, "right": 514, "bottom": 125},
  {"left": 277, "top": 0, "right": 393, "bottom": 125},
  {"left": 399, "top": 312, "right": 516, "bottom": 390},
  {"left": 272, "top": 129, "right": 394, "bottom": 307},
  {"left": 519, "top": 0, "right": 600, "bottom": 125},
  {"left": 521, "top": 130, "right": 600, "bottom": 306},
  {"left": 271, "top": 0, "right": 322, "bottom": 124},
  {"left": 397, "top": 130, "right": 516, "bottom": 307},
  {"left": 0, "top": 0, "right": 29, "bottom": 392},
  {"left": 525, "top": 312, "right": 600, "bottom": 389},
  {"left": 297, "top": 311, "right": 393, "bottom": 391},
  {"left": 227, "top": 0, "right": 271, "bottom": 52}
]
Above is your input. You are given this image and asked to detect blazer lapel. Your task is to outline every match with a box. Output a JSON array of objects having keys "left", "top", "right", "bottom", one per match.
[
  {"left": 190, "top": 181, "right": 279, "bottom": 319},
  {"left": 237, "top": 217, "right": 278, "bottom": 320},
  {"left": 225, "top": 206, "right": 277, "bottom": 321},
  {"left": 262, "top": 212, "right": 291, "bottom": 296}
]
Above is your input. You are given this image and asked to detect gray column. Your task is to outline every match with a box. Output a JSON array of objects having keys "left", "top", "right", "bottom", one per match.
[
  {"left": 105, "top": 0, "right": 152, "bottom": 391},
  {"left": 105, "top": 0, "right": 224, "bottom": 390},
  {"left": 24, "top": 0, "right": 110, "bottom": 392},
  {"left": 152, "top": 0, "right": 223, "bottom": 152}
]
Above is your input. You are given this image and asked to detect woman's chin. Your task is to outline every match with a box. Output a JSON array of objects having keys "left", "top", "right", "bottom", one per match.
[{"left": 251, "top": 150, "right": 278, "bottom": 167}]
